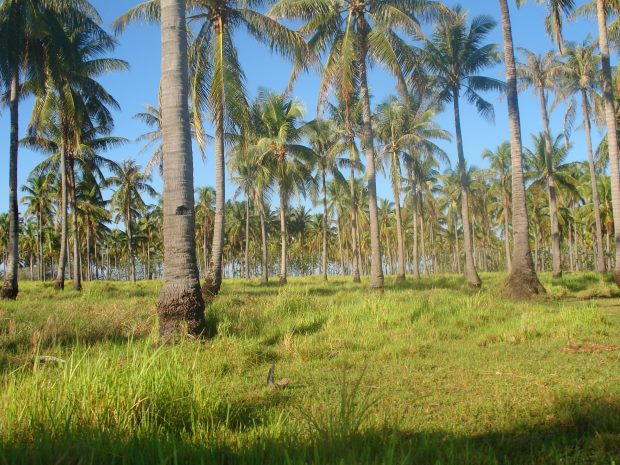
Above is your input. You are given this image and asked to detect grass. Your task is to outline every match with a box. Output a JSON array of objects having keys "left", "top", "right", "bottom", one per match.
[{"left": 0, "top": 272, "right": 619, "bottom": 464}]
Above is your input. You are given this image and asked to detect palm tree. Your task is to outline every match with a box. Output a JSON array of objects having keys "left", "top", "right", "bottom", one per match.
[
  {"left": 423, "top": 6, "right": 504, "bottom": 287},
  {"left": 517, "top": 49, "right": 563, "bottom": 278},
  {"left": 304, "top": 120, "right": 346, "bottom": 280},
  {"left": 557, "top": 39, "right": 606, "bottom": 273},
  {"left": 497, "top": 0, "right": 544, "bottom": 298},
  {"left": 115, "top": 0, "right": 310, "bottom": 297},
  {"left": 195, "top": 186, "right": 216, "bottom": 278},
  {"left": 107, "top": 160, "right": 156, "bottom": 282},
  {"left": 255, "top": 90, "right": 317, "bottom": 285},
  {"left": 483, "top": 143, "right": 513, "bottom": 272},
  {"left": 156, "top": 0, "right": 206, "bottom": 337},
  {"left": 271, "top": 0, "right": 441, "bottom": 290}
]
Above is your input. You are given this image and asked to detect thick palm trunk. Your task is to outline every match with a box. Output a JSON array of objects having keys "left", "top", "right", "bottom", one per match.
[
  {"left": 581, "top": 89, "right": 606, "bottom": 273},
  {"left": 322, "top": 168, "right": 329, "bottom": 281},
  {"left": 259, "top": 195, "right": 268, "bottom": 284},
  {"left": 452, "top": 92, "right": 481, "bottom": 288},
  {"left": 538, "top": 87, "right": 562, "bottom": 278},
  {"left": 69, "top": 159, "right": 82, "bottom": 290},
  {"left": 391, "top": 156, "right": 405, "bottom": 282},
  {"left": 503, "top": 190, "right": 512, "bottom": 272},
  {"left": 55, "top": 143, "right": 68, "bottom": 291},
  {"left": 358, "top": 43, "right": 384, "bottom": 290},
  {"left": 499, "top": 0, "right": 544, "bottom": 298},
  {"left": 244, "top": 189, "right": 250, "bottom": 280},
  {"left": 1, "top": 74, "right": 20, "bottom": 299},
  {"left": 156, "top": 0, "right": 206, "bottom": 338},
  {"left": 279, "top": 185, "right": 288, "bottom": 285},
  {"left": 350, "top": 166, "right": 361, "bottom": 283}
]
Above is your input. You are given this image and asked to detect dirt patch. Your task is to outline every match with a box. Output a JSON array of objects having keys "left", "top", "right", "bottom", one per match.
[{"left": 561, "top": 343, "right": 618, "bottom": 354}]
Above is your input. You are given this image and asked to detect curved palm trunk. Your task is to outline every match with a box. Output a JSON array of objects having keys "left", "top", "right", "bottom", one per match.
[
  {"left": 244, "top": 189, "right": 250, "bottom": 280},
  {"left": 391, "top": 154, "right": 405, "bottom": 282},
  {"left": 1, "top": 74, "right": 20, "bottom": 299},
  {"left": 321, "top": 168, "right": 329, "bottom": 281},
  {"left": 350, "top": 165, "right": 361, "bottom": 283},
  {"left": 259, "top": 194, "right": 268, "bottom": 284},
  {"left": 55, "top": 143, "right": 68, "bottom": 291},
  {"left": 358, "top": 39, "right": 384, "bottom": 290},
  {"left": 538, "top": 86, "right": 562, "bottom": 278},
  {"left": 279, "top": 184, "right": 288, "bottom": 285},
  {"left": 156, "top": 0, "right": 206, "bottom": 338},
  {"left": 502, "top": 189, "right": 512, "bottom": 272},
  {"left": 69, "top": 158, "right": 82, "bottom": 290},
  {"left": 581, "top": 89, "right": 606, "bottom": 273},
  {"left": 499, "top": 0, "right": 544, "bottom": 298},
  {"left": 452, "top": 91, "right": 481, "bottom": 288},
  {"left": 204, "top": 19, "right": 226, "bottom": 297}
]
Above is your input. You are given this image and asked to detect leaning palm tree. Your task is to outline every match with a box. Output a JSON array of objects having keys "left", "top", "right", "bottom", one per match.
[
  {"left": 497, "top": 0, "right": 544, "bottom": 298},
  {"left": 155, "top": 0, "right": 206, "bottom": 337},
  {"left": 517, "top": 49, "right": 563, "bottom": 278},
  {"left": 422, "top": 6, "right": 504, "bottom": 287},
  {"left": 254, "top": 90, "right": 317, "bottom": 285},
  {"left": 107, "top": 160, "right": 157, "bottom": 282},
  {"left": 270, "top": 0, "right": 441, "bottom": 290},
  {"left": 114, "top": 0, "right": 311, "bottom": 298},
  {"left": 557, "top": 39, "right": 606, "bottom": 273}
]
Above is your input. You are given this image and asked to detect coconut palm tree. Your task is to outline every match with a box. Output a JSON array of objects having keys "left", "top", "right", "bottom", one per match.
[
  {"left": 155, "top": 0, "right": 206, "bottom": 337},
  {"left": 422, "top": 6, "right": 504, "bottom": 287},
  {"left": 497, "top": 0, "right": 544, "bottom": 298},
  {"left": 517, "top": 49, "right": 563, "bottom": 278},
  {"left": 254, "top": 90, "right": 317, "bottom": 285},
  {"left": 115, "top": 0, "right": 310, "bottom": 297},
  {"left": 483, "top": 143, "right": 513, "bottom": 272},
  {"left": 557, "top": 39, "right": 606, "bottom": 273},
  {"left": 107, "top": 160, "right": 157, "bottom": 282},
  {"left": 304, "top": 119, "right": 346, "bottom": 280}
]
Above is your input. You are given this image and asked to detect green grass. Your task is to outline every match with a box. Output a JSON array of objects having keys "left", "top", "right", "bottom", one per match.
[{"left": 0, "top": 272, "right": 619, "bottom": 464}]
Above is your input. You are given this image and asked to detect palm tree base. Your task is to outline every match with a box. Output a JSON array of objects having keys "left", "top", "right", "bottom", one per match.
[
  {"left": 157, "top": 284, "right": 206, "bottom": 338},
  {"left": 395, "top": 274, "right": 406, "bottom": 283},
  {"left": 54, "top": 280, "right": 64, "bottom": 291},
  {"left": 352, "top": 276, "right": 361, "bottom": 283},
  {"left": 0, "top": 282, "right": 18, "bottom": 300},
  {"left": 278, "top": 276, "right": 287, "bottom": 286},
  {"left": 504, "top": 268, "right": 545, "bottom": 300},
  {"left": 201, "top": 276, "right": 220, "bottom": 301},
  {"left": 552, "top": 271, "right": 562, "bottom": 279}
]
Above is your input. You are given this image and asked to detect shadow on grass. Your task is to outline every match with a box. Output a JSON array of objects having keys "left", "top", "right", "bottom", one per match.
[{"left": 1, "top": 396, "right": 618, "bottom": 464}]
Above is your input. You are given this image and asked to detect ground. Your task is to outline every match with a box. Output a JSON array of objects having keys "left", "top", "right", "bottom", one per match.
[{"left": 0, "top": 273, "right": 619, "bottom": 464}]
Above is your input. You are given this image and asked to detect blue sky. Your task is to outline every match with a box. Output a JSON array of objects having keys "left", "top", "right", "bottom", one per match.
[{"left": 0, "top": 0, "right": 605, "bottom": 213}]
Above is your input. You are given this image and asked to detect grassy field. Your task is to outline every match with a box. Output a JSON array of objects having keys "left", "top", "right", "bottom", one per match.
[{"left": 0, "top": 273, "right": 619, "bottom": 464}]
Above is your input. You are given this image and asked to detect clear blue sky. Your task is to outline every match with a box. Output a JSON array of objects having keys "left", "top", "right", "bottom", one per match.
[{"left": 0, "top": 0, "right": 604, "bottom": 213}]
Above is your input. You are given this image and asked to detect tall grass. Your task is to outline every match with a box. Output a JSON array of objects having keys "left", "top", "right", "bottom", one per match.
[{"left": 0, "top": 273, "right": 619, "bottom": 464}]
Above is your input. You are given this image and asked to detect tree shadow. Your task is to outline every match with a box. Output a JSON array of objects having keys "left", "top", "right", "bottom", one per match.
[{"left": 1, "top": 395, "right": 618, "bottom": 464}]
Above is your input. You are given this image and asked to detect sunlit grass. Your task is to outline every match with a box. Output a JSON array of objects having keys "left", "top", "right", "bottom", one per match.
[{"left": 0, "top": 272, "right": 619, "bottom": 464}]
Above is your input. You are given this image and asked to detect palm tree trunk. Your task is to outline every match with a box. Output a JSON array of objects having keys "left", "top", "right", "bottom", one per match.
[
  {"left": 580, "top": 89, "right": 606, "bottom": 273},
  {"left": 452, "top": 91, "right": 481, "bottom": 288},
  {"left": 126, "top": 207, "right": 136, "bottom": 282},
  {"left": 454, "top": 216, "right": 461, "bottom": 274},
  {"left": 156, "top": 0, "right": 206, "bottom": 338},
  {"left": 350, "top": 166, "right": 361, "bottom": 283},
  {"left": 55, "top": 141, "right": 68, "bottom": 291},
  {"left": 391, "top": 155, "right": 406, "bottom": 282},
  {"left": 412, "top": 186, "right": 420, "bottom": 279},
  {"left": 279, "top": 185, "right": 288, "bottom": 285},
  {"left": 358, "top": 39, "right": 384, "bottom": 290},
  {"left": 499, "top": 0, "right": 544, "bottom": 297},
  {"left": 259, "top": 194, "right": 268, "bottom": 284},
  {"left": 538, "top": 86, "right": 562, "bottom": 278},
  {"left": 86, "top": 223, "right": 92, "bottom": 282},
  {"left": 69, "top": 158, "right": 82, "bottom": 291},
  {"left": 244, "top": 188, "right": 250, "bottom": 280},
  {"left": 1, "top": 73, "right": 20, "bottom": 299},
  {"left": 503, "top": 190, "right": 512, "bottom": 272},
  {"left": 322, "top": 168, "right": 329, "bottom": 281}
]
